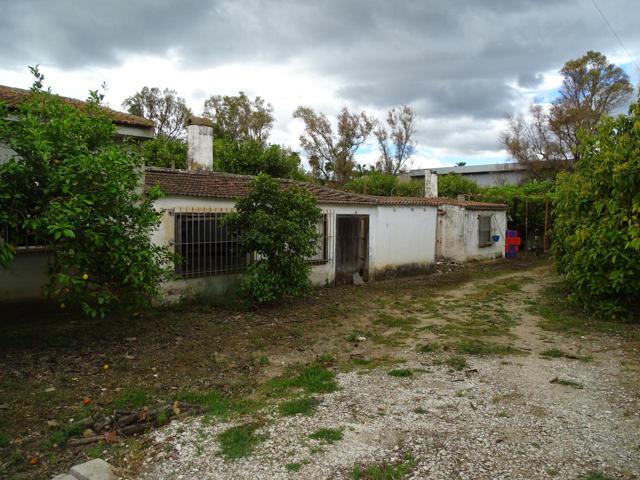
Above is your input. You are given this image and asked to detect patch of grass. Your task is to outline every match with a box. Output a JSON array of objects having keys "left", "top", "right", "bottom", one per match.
[
  {"left": 446, "top": 355, "right": 467, "bottom": 371},
  {"left": 286, "top": 462, "right": 302, "bottom": 472},
  {"left": 496, "top": 410, "right": 511, "bottom": 418},
  {"left": 376, "top": 313, "right": 419, "bottom": 330},
  {"left": 258, "top": 355, "right": 270, "bottom": 366},
  {"left": 416, "top": 342, "right": 440, "bottom": 353},
  {"left": 491, "top": 391, "right": 522, "bottom": 404},
  {"left": 346, "top": 330, "right": 368, "bottom": 342},
  {"left": 550, "top": 377, "right": 584, "bottom": 389},
  {"left": 583, "top": 473, "right": 615, "bottom": 480},
  {"left": 318, "top": 353, "right": 336, "bottom": 364},
  {"left": 540, "top": 348, "right": 592, "bottom": 362},
  {"left": 308, "top": 427, "right": 343, "bottom": 444},
  {"left": 387, "top": 368, "right": 413, "bottom": 378},
  {"left": 279, "top": 397, "right": 320, "bottom": 416},
  {"left": 351, "top": 358, "right": 372, "bottom": 366},
  {"left": 42, "top": 423, "right": 84, "bottom": 448},
  {"left": 112, "top": 387, "right": 153, "bottom": 409},
  {"left": 0, "top": 432, "right": 10, "bottom": 448},
  {"left": 532, "top": 284, "right": 640, "bottom": 339},
  {"left": 87, "top": 445, "right": 103, "bottom": 458},
  {"left": 176, "top": 389, "right": 257, "bottom": 417},
  {"left": 217, "top": 424, "right": 264, "bottom": 460},
  {"left": 265, "top": 364, "right": 339, "bottom": 398},
  {"left": 413, "top": 407, "right": 428, "bottom": 414},
  {"left": 352, "top": 452, "right": 416, "bottom": 479},
  {"left": 452, "top": 339, "right": 524, "bottom": 356}
]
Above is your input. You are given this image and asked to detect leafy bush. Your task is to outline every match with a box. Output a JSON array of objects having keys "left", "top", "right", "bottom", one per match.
[
  {"left": 553, "top": 102, "right": 640, "bottom": 317},
  {"left": 213, "top": 138, "right": 305, "bottom": 179},
  {"left": 140, "top": 135, "right": 187, "bottom": 169},
  {"left": 437, "top": 173, "right": 480, "bottom": 198},
  {"left": 224, "top": 173, "right": 320, "bottom": 303},
  {"left": 0, "top": 68, "right": 172, "bottom": 317},
  {"left": 475, "top": 180, "right": 556, "bottom": 240},
  {"left": 344, "top": 171, "right": 422, "bottom": 196}
]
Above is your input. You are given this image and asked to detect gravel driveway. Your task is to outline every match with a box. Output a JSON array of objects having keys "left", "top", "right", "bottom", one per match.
[{"left": 136, "top": 266, "right": 640, "bottom": 480}]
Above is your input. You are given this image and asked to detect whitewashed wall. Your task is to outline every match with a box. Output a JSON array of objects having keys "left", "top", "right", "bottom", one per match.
[
  {"left": 373, "top": 205, "right": 437, "bottom": 277},
  {"left": 151, "top": 196, "right": 439, "bottom": 299},
  {"left": 436, "top": 204, "right": 467, "bottom": 263},
  {"left": 0, "top": 252, "right": 50, "bottom": 301},
  {"left": 464, "top": 209, "right": 507, "bottom": 260}
]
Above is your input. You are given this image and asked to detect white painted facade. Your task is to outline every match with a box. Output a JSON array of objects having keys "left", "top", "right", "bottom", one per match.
[
  {"left": 436, "top": 205, "right": 506, "bottom": 262},
  {"left": 151, "top": 195, "right": 439, "bottom": 300}
]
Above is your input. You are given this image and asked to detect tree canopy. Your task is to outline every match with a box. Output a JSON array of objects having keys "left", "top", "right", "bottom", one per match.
[
  {"left": 501, "top": 51, "right": 633, "bottom": 179},
  {"left": 203, "top": 92, "right": 274, "bottom": 145},
  {"left": 0, "top": 69, "right": 172, "bottom": 317},
  {"left": 553, "top": 101, "right": 640, "bottom": 317},
  {"left": 122, "top": 86, "right": 191, "bottom": 140},
  {"left": 294, "top": 106, "right": 375, "bottom": 184},
  {"left": 375, "top": 105, "right": 417, "bottom": 175}
]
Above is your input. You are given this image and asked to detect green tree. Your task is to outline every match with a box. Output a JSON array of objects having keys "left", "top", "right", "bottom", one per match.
[
  {"left": 0, "top": 68, "right": 172, "bottom": 317},
  {"left": 294, "top": 106, "right": 375, "bottom": 184},
  {"left": 502, "top": 51, "right": 633, "bottom": 179},
  {"left": 375, "top": 105, "right": 417, "bottom": 175},
  {"left": 203, "top": 92, "right": 274, "bottom": 145},
  {"left": 122, "top": 86, "right": 191, "bottom": 139},
  {"left": 224, "top": 174, "right": 320, "bottom": 303},
  {"left": 344, "top": 171, "right": 422, "bottom": 196},
  {"left": 212, "top": 138, "right": 304, "bottom": 179},
  {"left": 553, "top": 101, "right": 640, "bottom": 317},
  {"left": 140, "top": 135, "right": 188, "bottom": 169},
  {"left": 437, "top": 173, "right": 480, "bottom": 198}
]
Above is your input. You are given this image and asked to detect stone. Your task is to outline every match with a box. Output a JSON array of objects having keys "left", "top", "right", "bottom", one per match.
[
  {"left": 352, "top": 272, "right": 365, "bottom": 286},
  {"left": 52, "top": 474, "right": 76, "bottom": 480},
  {"left": 70, "top": 459, "right": 117, "bottom": 480}
]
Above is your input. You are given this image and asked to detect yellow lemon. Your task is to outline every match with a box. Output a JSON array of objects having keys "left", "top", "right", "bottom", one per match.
[
  {"left": 82, "top": 273, "right": 89, "bottom": 281},
  {"left": 60, "top": 303, "right": 66, "bottom": 309},
  {"left": 103, "top": 364, "right": 109, "bottom": 370}
]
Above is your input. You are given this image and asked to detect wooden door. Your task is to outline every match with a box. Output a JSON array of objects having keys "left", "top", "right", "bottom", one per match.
[{"left": 335, "top": 215, "right": 369, "bottom": 285}]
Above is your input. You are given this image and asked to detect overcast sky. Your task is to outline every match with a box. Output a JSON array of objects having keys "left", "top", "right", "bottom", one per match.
[{"left": 1, "top": 0, "right": 638, "bottom": 169}]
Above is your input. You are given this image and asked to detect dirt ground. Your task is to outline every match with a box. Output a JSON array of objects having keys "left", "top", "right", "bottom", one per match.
[{"left": 1, "top": 258, "right": 639, "bottom": 479}]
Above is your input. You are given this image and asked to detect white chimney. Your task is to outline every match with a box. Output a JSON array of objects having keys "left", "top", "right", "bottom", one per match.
[
  {"left": 186, "top": 116, "right": 214, "bottom": 170},
  {"left": 424, "top": 169, "right": 438, "bottom": 197}
]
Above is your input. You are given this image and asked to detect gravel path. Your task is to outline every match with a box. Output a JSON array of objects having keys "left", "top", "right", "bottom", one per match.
[{"left": 137, "top": 268, "right": 640, "bottom": 480}]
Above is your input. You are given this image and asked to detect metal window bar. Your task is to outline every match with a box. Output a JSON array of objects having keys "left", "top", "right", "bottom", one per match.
[
  {"left": 0, "top": 222, "right": 48, "bottom": 251},
  {"left": 308, "top": 212, "right": 331, "bottom": 265},
  {"left": 173, "top": 208, "right": 249, "bottom": 278},
  {"left": 478, "top": 215, "right": 492, "bottom": 247}
]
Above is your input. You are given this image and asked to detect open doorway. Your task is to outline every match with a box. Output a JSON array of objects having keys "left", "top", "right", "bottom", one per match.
[{"left": 335, "top": 214, "right": 369, "bottom": 285}]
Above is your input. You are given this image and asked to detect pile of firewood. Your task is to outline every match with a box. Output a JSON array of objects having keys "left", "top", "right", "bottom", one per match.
[{"left": 66, "top": 401, "right": 204, "bottom": 447}]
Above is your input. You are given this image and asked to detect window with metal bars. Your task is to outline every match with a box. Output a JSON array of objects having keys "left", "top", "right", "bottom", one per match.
[
  {"left": 1, "top": 222, "right": 48, "bottom": 251},
  {"left": 174, "top": 211, "right": 249, "bottom": 278},
  {"left": 478, "top": 215, "right": 493, "bottom": 247},
  {"left": 307, "top": 214, "right": 328, "bottom": 264}
]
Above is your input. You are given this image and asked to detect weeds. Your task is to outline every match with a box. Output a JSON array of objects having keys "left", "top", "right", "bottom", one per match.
[
  {"left": 217, "top": 424, "right": 264, "bottom": 460},
  {"left": 540, "top": 348, "right": 592, "bottom": 362},
  {"left": 286, "top": 462, "right": 302, "bottom": 472},
  {"left": 550, "top": 377, "right": 584, "bottom": 389},
  {"left": 176, "top": 389, "right": 257, "bottom": 417},
  {"left": 376, "top": 313, "right": 419, "bottom": 330},
  {"left": 262, "top": 364, "right": 338, "bottom": 397},
  {"left": 308, "top": 428, "right": 343, "bottom": 444},
  {"left": 416, "top": 343, "right": 440, "bottom": 353},
  {"left": 452, "top": 339, "right": 524, "bottom": 356},
  {"left": 352, "top": 452, "right": 416, "bottom": 479},
  {"left": 0, "top": 432, "right": 9, "bottom": 448},
  {"left": 446, "top": 356, "right": 467, "bottom": 371},
  {"left": 279, "top": 397, "right": 319, "bottom": 416},
  {"left": 112, "top": 388, "right": 153, "bottom": 409},
  {"left": 387, "top": 369, "right": 413, "bottom": 378}
]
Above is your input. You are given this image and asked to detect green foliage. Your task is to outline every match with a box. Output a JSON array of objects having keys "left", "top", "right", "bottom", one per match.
[
  {"left": 176, "top": 389, "right": 255, "bottom": 417},
  {"left": 0, "top": 68, "right": 172, "bottom": 317},
  {"left": 216, "top": 423, "right": 264, "bottom": 459},
  {"left": 446, "top": 355, "right": 467, "bottom": 371},
  {"left": 475, "top": 180, "right": 556, "bottom": 239},
  {"left": 140, "top": 135, "right": 187, "bottom": 169},
  {"left": 437, "top": 173, "right": 480, "bottom": 198},
  {"left": 352, "top": 453, "right": 416, "bottom": 479},
  {"left": 224, "top": 173, "right": 321, "bottom": 303},
  {"left": 213, "top": 138, "right": 305, "bottom": 179},
  {"left": 308, "top": 427, "right": 343, "bottom": 443},
  {"left": 112, "top": 388, "right": 152, "bottom": 409},
  {"left": 0, "top": 432, "right": 9, "bottom": 448},
  {"left": 278, "top": 396, "right": 319, "bottom": 416},
  {"left": 553, "top": 102, "right": 640, "bottom": 317},
  {"left": 387, "top": 368, "right": 413, "bottom": 377},
  {"left": 344, "top": 171, "right": 423, "bottom": 196},
  {"left": 263, "top": 364, "right": 338, "bottom": 397}
]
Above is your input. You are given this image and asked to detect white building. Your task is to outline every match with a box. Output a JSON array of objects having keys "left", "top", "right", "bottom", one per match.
[{"left": 0, "top": 90, "right": 508, "bottom": 303}]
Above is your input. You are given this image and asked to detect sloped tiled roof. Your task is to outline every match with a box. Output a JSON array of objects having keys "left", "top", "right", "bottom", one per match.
[
  {"left": 373, "top": 195, "right": 507, "bottom": 210},
  {"left": 0, "top": 85, "right": 155, "bottom": 128},
  {"left": 144, "top": 168, "right": 507, "bottom": 210}
]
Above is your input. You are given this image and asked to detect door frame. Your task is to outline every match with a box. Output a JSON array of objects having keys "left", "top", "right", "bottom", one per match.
[{"left": 335, "top": 214, "right": 369, "bottom": 284}]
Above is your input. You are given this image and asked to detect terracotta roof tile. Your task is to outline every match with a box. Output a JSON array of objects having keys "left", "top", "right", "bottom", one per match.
[
  {"left": 0, "top": 84, "right": 155, "bottom": 128},
  {"left": 144, "top": 168, "right": 507, "bottom": 210}
]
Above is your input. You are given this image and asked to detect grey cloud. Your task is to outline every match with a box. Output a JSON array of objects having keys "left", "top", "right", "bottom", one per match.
[{"left": 1, "top": 0, "right": 639, "bottom": 158}]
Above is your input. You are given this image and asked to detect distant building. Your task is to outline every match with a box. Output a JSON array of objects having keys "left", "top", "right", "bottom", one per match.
[{"left": 400, "top": 163, "right": 527, "bottom": 187}]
